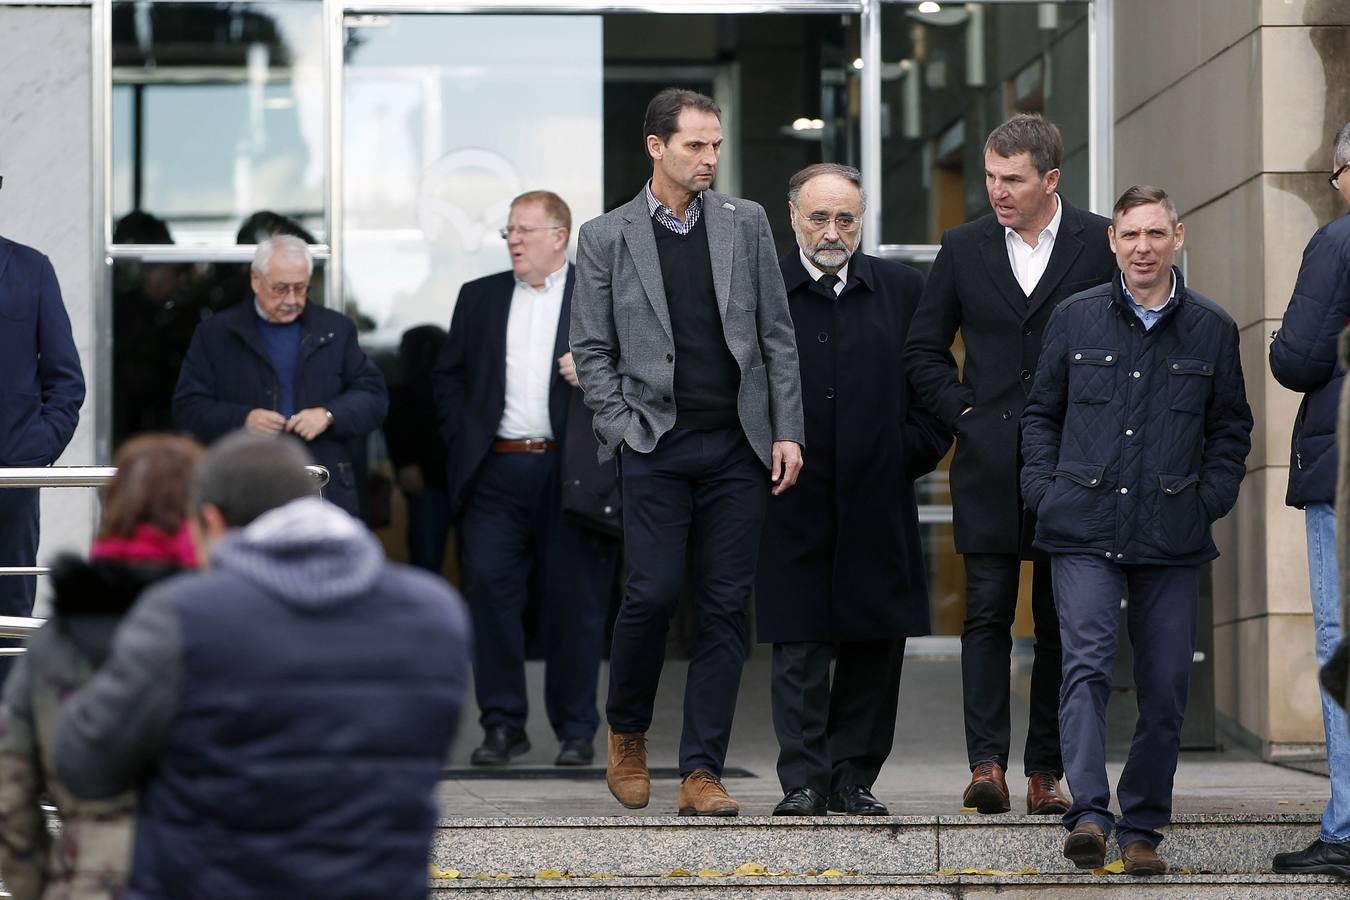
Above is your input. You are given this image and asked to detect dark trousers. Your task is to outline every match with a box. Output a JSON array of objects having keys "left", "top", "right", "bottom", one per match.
[
  {"left": 458, "top": 451, "right": 617, "bottom": 741},
  {"left": 607, "top": 427, "right": 767, "bottom": 776},
  {"left": 961, "top": 553, "right": 1062, "bottom": 775},
  {"left": 1052, "top": 553, "right": 1199, "bottom": 849},
  {"left": 0, "top": 488, "right": 38, "bottom": 686},
  {"left": 404, "top": 484, "right": 452, "bottom": 574},
  {"left": 771, "top": 639, "right": 905, "bottom": 796}
]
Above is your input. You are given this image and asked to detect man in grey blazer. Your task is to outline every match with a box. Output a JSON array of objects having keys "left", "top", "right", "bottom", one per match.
[{"left": 570, "top": 87, "right": 804, "bottom": 816}]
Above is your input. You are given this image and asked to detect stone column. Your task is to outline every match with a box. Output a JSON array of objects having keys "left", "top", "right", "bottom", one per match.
[
  {"left": 1114, "top": 0, "right": 1350, "bottom": 758},
  {"left": 0, "top": 4, "right": 98, "bottom": 607}
]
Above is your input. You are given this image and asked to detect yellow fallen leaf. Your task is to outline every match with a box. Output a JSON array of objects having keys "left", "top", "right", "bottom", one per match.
[
  {"left": 664, "top": 867, "right": 694, "bottom": 877},
  {"left": 428, "top": 865, "right": 460, "bottom": 879},
  {"left": 820, "top": 868, "right": 847, "bottom": 876},
  {"left": 1277, "top": 800, "right": 1290, "bottom": 805},
  {"left": 1093, "top": 859, "right": 1126, "bottom": 875},
  {"left": 936, "top": 868, "right": 1037, "bottom": 876},
  {"left": 536, "top": 869, "right": 567, "bottom": 879},
  {"left": 804, "top": 869, "right": 820, "bottom": 876},
  {"left": 734, "top": 863, "right": 767, "bottom": 876},
  {"left": 697, "top": 868, "right": 727, "bottom": 877},
  {"left": 493, "top": 873, "right": 511, "bottom": 880},
  {"left": 959, "top": 806, "right": 979, "bottom": 813}
]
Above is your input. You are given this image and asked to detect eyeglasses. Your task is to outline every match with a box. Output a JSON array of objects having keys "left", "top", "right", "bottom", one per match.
[
  {"left": 266, "top": 281, "right": 308, "bottom": 299},
  {"left": 800, "top": 211, "right": 860, "bottom": 233},
  {"left": 499, "top": 224, "right": 564, "bottom": 239},
  {"left": 1331, "top": 163, "right": 1348, "bottom": 190}
]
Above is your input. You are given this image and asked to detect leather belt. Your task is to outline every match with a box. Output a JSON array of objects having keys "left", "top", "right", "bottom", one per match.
[{"left": 491, "top": 438, "right": 557, "bottom": 454}]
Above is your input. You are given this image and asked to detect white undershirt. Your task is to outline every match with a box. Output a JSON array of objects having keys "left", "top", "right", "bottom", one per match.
[
  {"left": 798, "top": 250, "right": 849, "bottom": 297},
  {"left": 1004, "top": 194, "right": 1062, "bottom": 296},
  {"left": 497, "top": 262, "right": 567, "bottom": 440}
]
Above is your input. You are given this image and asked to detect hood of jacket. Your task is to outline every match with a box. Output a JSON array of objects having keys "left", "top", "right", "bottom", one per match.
[
  {"left": 48, "top": 554, "right": 185, "bottom": 664},
  {"left": 209, "top": 496, "right": 383, "bottom": 609}
]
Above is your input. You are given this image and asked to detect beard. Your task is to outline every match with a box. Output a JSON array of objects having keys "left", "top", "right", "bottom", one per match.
[{"left": 807, "top": 241, "right": 852, "bottom": 270}]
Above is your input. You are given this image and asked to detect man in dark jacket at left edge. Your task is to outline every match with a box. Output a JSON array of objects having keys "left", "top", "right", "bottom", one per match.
[
  {"left": 0, "top": 231, "right": 85, "bottom": 680},
  {"left": 172, "top": 235, "right": 387, "bottom": 518}
]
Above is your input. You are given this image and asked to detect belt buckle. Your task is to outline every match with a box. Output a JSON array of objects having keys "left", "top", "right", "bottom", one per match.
[{"left": 523, "top": 438, "right": 547, "bottom": 453}]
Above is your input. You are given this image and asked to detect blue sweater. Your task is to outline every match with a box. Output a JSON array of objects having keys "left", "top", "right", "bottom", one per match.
[{"left": 256, "top": 315, "right": 301, "bottom": 418}]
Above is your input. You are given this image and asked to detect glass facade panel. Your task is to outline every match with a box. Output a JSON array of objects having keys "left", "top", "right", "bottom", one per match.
[
  {"left": 111, "top": 0, "right": 326, "bottom": 245},
  {"left": 880, "top": 1, "right": 1091, "bottom": 244}
]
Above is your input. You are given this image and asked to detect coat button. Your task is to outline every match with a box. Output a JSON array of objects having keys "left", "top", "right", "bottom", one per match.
[
  {"left": 1119, "top": 487, "right": 1128, "bottom": 494},
  {"left": 1074, "top": 353, "right": 1083, "bottom": 360},
  {"left": 1116, "top": 553, "right": 1124, "bottom": 560},
  {"left": 1002, "top": 410, "right": 1012, "bottom": 420},
  {"left": 1172, "top": 363, "right": 1180, "bottom": 369},
  {"left": 817, "top": 331, "right": 829, "bottom": 343},
  {"left": 603, "top": 505, "right": 614, "bottom": 515},
  {"left": 1105, "top": 355, "right": 1113, "bottom": 362},
  {"left": 1125, "top": 428, "right": 1134, "bottom": 436},
  {"left": 825, "top": 387, "right": 836, "bottom": 399},
  {"left": 1021, "top": 369, "right": 1031, "bottom": 381},
  {"left": 1104, "top": 551, "right": 1112, "bottom": 558},
  {"left": 667, "top": 353, "right": 674, "bottom": 363},
  {"left": 1132, "top": 371, "right": 1141, "bottom": 378},
  {"left": 1024, "top": 327, "right": 1033, "bottom": 336},
  {"left": 1089, "top": 478, "right": 1098, "bottom": 485}
]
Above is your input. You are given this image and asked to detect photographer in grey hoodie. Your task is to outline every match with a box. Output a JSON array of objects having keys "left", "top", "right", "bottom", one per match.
[{"left": 54, "top": 431, "right": 471, "bottom": 900}]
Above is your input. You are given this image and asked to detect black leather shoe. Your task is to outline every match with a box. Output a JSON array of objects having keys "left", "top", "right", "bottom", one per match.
[
  {"left": 773, "top": 787, "right": 827, "bottom": 816},
  {"left": 828, "top": 784, "right": 889, "bottom": 815},
  {"left": 1272, "top": 838, "right": 1350, "bottom": 878},
  {"left": 555, "top": 738, "right": 594, "bottom": 766},
  {"left": 470, "top": 726, "right": 529, "bottom": 766}
]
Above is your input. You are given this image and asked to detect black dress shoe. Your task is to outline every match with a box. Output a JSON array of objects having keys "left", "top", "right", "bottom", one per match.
[
  {"left": 828, "top": 784, "right": 889, "bottom": 815},
  {"left": 469, "top": 726, "right": 530, "bottom": 766},
  {"left": 1272, "top": 838, "right": 1350, "bottom": 878},
  {"left": 773, "top": 787, "right": 827, "bottom": 816},
  {"left": 555, "top": 737, "right": 594, "bottom": 766}
]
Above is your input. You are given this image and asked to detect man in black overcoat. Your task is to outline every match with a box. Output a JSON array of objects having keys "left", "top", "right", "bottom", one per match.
[
  {"left": 903, "top": 114, "right": 1115, "bottom": 815},
  {"left": 758, "top": 164, "right": 951, "bottom": 816}
]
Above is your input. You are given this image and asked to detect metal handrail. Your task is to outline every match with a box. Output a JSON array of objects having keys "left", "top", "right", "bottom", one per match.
[{"left": 0, "top": 464, "right": 331, "bottom": 646}]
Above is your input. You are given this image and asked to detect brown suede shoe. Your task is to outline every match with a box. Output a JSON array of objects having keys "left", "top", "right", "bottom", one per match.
[
  {"left": 1121, "top": 840, "right": 1168, "bottom": 876},
  {"left": 1063, "top": 821, "right": 1107, "bottom": 869},
  {"left": 961, "top": 760, "right": 1011, "bottom": 814},
  {"left": 677, "top": 769, "right": 739, "bottom": 817},
  {"left": 1027, "top": 772, "right": 1070, "bottom": 815},
  {"left": 606, "top": 728, "right": 649, "bottom": 809}
]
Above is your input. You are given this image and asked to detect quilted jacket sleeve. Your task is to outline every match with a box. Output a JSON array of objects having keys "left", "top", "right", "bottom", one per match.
[
  {"left": 1270, "top": 223, "right": 1350, "bottom": 393},
  {"left": 0, "top": 658, "right": 51, "bottom": 900}
]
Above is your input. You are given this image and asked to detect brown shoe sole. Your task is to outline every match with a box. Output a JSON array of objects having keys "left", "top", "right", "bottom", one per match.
[
  {"left": 607, "top": 780, "right": 650, "bottom": 810},
  {"left": 1063, "top": 833, "right": 1106, "bottom": 869},
  {"left": 963, "top": 781, "right": 1011, "bottom": 814},
  {"left": 678, "top": 804, "right": 738, "bottom": 817},
  {"left": 1124, "top": 860, "right": 1168, "bottom": 877},
  {"left": 1029, "top": 799, "right": 1070, "bottom": 815}
]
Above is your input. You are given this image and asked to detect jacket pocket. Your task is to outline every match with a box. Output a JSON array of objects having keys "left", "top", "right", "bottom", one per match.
[
  {"left": 1157, "top": 471, "right": 1206, "bottom": 553},
  {"left": 1167, "top": 357, "right": 1214, "bottom": 414},
  {"left": 1068, "top": 348, "right": 1119, "bottom": 404},
  {"left": 1036, "top": 460, "right": 1107, "bottom": 542}
]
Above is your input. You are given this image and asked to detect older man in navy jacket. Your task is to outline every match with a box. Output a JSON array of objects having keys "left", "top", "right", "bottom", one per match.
[
  {"left": 0, "top": 230, "right": 84, "bottom": 678},
  {"left": 173, "top": 236, "right": 387, "bottom": 518},
  {"left": 1022, "top": 185, "right": 1251, "bottom": 877}
]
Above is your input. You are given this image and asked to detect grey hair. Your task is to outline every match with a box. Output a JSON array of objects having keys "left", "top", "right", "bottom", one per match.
[
  {"left": 253, "top": 234, "right": 314, "bottom": 277},
  {"left": 1335, "top": 122, "right": 1350, "bottom": 169},
  {"left": 786, "top": 163, "right": 868, "bottom": 211}
]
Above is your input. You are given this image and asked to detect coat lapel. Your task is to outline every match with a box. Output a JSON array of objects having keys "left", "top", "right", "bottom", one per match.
[
  {"left": 487, "top": 277, "right": 512, "bottom": 406},
  {"left": 1026, "top": 200, "right": 1087, "bottom": 318},
  {"left": 621, "top": 192, "right": 673, "bottom": 341},
  {"left": 703, "top": 192, "right": 734, "bottom": 321},
  {"left": 979, "top": 219, "right": 1031, "bottom": 317},
  {"left": 547, "top": 264, "right": 576, "bottom": 438}
]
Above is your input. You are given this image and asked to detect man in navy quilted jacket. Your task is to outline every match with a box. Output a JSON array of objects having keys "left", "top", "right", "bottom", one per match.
[
  {"left": 1269, "top": 121, "right": 1350, "bottom": 880},
  {"left": 54, "top": 432, "right": 470, "bottom": 900},
  {"left": 1021, "top": 185, "right": 1252, "bottom": 877}
]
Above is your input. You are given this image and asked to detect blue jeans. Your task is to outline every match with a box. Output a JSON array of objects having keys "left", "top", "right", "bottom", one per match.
[{"left": 1306, "top": 504, "right": 1350, "bottom": 844}]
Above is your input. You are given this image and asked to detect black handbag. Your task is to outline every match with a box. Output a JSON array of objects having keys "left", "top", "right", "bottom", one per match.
[{"left": 559, "top": 388, "right": 623, "bottom": 538}]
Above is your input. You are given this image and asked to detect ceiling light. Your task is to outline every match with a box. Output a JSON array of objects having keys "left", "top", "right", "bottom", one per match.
[{"left": 917, "top": 1, "right": 941, "bottom": 13}]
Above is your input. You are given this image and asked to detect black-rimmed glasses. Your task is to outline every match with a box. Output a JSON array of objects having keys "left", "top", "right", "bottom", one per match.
[{"left": 1331, "top": 163, "right": 1348, "bottom": 190}]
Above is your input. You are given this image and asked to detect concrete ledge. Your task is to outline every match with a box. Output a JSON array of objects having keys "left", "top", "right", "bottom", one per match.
[{"left": 433, "top": 814, "right": 1321, "bottom": 877}]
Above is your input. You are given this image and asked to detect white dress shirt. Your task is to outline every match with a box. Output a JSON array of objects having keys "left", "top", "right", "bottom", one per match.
[
  {"left": 798, "top": 251, "right": 848, "bottom": 297},
  {"left": 1005, "top": 194, "right": 1062, "bottom": 296},
  {"left": 497, "top": 262, "right": 567, "bottom": 439}
]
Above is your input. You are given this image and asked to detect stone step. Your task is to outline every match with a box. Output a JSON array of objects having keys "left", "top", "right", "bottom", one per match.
[
  {"left": 429, "top": 873, "right": 1346, "bottom": 898},
  {"left": 431, "top": 814, "right": 1322, "bottom": 878}
]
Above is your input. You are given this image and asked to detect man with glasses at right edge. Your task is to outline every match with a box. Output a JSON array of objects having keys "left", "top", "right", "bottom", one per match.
[
  {"left": 904, "top": 114, "right": 1115, "bottom": 816},
  {"left": 1269, "top": 121, "right": 1350, "bottom": 880}
]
